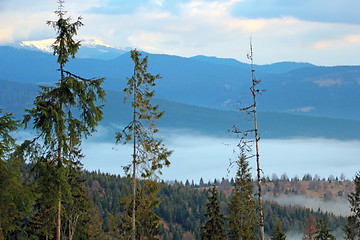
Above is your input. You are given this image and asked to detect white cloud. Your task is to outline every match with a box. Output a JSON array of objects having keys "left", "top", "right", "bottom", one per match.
[{"left": 1, "top": 0, "right": 360, "bottom": 65}]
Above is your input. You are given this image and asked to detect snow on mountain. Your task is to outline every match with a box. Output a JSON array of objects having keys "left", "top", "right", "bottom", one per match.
[
  {"left": 19, "top": 38, "right": 54, "bottom": 53},
  {"left": 18, "top": 38, "right": 130, "bottom": 60}
]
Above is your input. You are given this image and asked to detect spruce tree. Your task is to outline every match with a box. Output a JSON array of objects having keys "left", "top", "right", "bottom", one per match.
[
  {"left": 0, "top": 111, "right": 23, "bottom": 238},
  {"left": 62, "top": 166, "right": 105, "bottom": 239},
  {"left": 23, "top": 1, "right": 105, "bottom": 239},
  {"left": 118, "top": 180, "right": 162, "bottom": 240},
  {"left": 314, "top": 218, "right": 336, "bottom": 240},
  {"left": 344, "top": 172, "right": 360, "bottom": 239},
  {"left": 227, "top": 154, "right": 259, "bottom": 240},
  {"left": 116, "top": 49, "right": 172, "bottom": 239},
  {"left": 201, "top": 186, "right": 226, "bottom": 240},
  {"left": 271, "top": 221, "right": 287, "bottom": 240}
]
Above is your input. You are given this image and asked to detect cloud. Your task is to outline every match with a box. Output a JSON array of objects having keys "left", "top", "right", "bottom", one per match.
[
  {"left": 1, "top": 0, "right": 360, "bottom": 65},
  {"left": 87, "top": 0, "right": 146, "bottom": 15},
  {"left": 344, "top": 34, "right": 360, "bottom": 44},
  {"left": 231, "top": 0, "right": 360, "bottom": 25}
]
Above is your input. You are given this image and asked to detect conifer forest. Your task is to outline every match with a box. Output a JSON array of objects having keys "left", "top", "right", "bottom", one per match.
[{"left": 0, "top": 1, "right": 359, "bottom": 240}]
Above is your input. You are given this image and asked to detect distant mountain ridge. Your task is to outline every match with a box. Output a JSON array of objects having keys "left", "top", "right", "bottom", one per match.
[
  {"left": 1, "top": 45, "right": 359, "bottom": 120},
  {"left": 1, "top": 43, "right": 360, "bottom": 140}
]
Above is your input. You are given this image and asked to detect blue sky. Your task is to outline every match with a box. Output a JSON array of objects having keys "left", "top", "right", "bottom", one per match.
[{"left": 1, "top": 0, "right": 360, "bottom": 65}]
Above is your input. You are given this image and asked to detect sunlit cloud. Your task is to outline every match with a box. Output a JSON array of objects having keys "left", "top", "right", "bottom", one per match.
[
  {"left": 344, "top": 34, "right": 360, "bottom": 43},
  {"left": 313, "top": 41, "right": 332, "bottom": 49}
]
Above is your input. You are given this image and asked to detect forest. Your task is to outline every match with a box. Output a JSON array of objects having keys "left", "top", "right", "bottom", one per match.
[{"left": 1, "top": 1, "right": 360, "bottom": 240}]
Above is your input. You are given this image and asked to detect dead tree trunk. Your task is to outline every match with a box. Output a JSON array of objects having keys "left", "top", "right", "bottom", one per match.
[{"left": 248, "top": 41, "right": 265, "bottom": 240}]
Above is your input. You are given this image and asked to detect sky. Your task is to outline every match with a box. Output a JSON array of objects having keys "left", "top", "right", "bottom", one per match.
[{"left": 1, "top": 0, "right": 360, "bottom": 66}]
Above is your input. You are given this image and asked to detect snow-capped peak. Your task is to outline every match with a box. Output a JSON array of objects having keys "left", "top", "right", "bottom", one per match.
[
  {"left": 20, "top": 38, "right": 55, "bottom": 53},
  {"left": 18, "top": 38, "right": 131, "bottom": 60},
  {"left": 20, "top": 38, "right": 126, "bottom": 51},
  {"left": 80, "top": 39, "right": 121, "bottom": 49}
]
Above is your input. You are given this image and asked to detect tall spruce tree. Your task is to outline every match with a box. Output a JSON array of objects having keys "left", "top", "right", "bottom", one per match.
[
  {"left": 271, "top": 221, "right": 287, "bottom": 240},
  {"left": 23, "top": 1, "right": 105, "bottom": 239},
  {"left": 201, "top": 186, "right": 226, "bottom": 240},
  {"left": 314, "top": 218, "right": 336, "bottom": 240},
  {"left": 116, "top": 49, "right": 172, "bottom": 239},
  {"left": 227, "top": 154, "right": 259, "bottom": 240},
  {"left": 344, "top": 172, "right": 360, "bottom": 239}
]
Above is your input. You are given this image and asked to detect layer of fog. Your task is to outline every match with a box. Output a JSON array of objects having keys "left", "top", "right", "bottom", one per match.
[
  {"left": 264, "top": 195, "right": 351, "bottom": 216},
  {"left": 286, "top": 230, "right": 345, "bottom": 240},
  {"left": 81, "top": 131, "right": 360, "bottom": 183}
]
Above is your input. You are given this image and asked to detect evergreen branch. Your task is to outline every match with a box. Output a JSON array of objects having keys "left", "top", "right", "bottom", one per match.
[{"left": 61, "top": 69, "right": 100, "bottom": 82}]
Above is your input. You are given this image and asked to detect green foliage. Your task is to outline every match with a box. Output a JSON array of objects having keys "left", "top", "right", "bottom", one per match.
[
  {"left": 0, "top": 110, "right": 19, "bottom": 157},
  {"left": 21, "top": 1, "right": 105, "bottom": 239},
  {"left": 112, "top": 180, "right": 162, "bottom": 239},
  {"left": 227, "top": 154, "right": 259, "bottom": 240},
  {"left": 62, "top": 166, "right": 105, "bottom": 239},
  {"left": 271, "top": 221, "right": 287, "bottom": 240},
  {"left": 201, "top": 186, "right": 226, "bottom": 240},
  {"left": 0, "top": 111, "right": 36, "bottom": 239},
  {"left": 116, "top": 49, "right": 172, "bottom": 178},
  {"left": 314, "top": 218, "right": 336, "bottom": 240},
  {"left": 115, "top": 49, "right": 171, "bottom": 239},
  {"left": 23, "top": 75, "right": 105, "bottom": 160},
  {"left": 46, "top": 0, "right": 83, "bottom": 70}
]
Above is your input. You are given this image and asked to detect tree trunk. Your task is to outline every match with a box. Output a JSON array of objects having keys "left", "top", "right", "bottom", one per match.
[
  {"left": 131, "top": 77, "right": 137, "bottom": 240},
  {"left": 250, "top": 42, "right": 265, "bottom": 240},
  {"left": 253, "top": 101, "right": 265, "bottom": 240},
  {"left": 56, "top": 197, "right": 61, "bottom": 240},
  {"left": 56, "top": 117, "right": 62, "bottom": 240}
]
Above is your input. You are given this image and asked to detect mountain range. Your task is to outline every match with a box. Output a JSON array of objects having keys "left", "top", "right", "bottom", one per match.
[{"left": 1, "top": 40, "right": 360, "bottom": 140}]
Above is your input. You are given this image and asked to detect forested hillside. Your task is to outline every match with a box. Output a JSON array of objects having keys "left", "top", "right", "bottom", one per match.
[{"left": 84, "top": 170, "right": 350, "bottom": 239}]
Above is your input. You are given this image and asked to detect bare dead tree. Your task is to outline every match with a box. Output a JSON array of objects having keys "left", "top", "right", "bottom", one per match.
[
  {"left": 231, "top": 40, "right": 265, "bottom": 240},
  {"left": 248, "top": 41, "right": 265, "bottom": 240}
]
